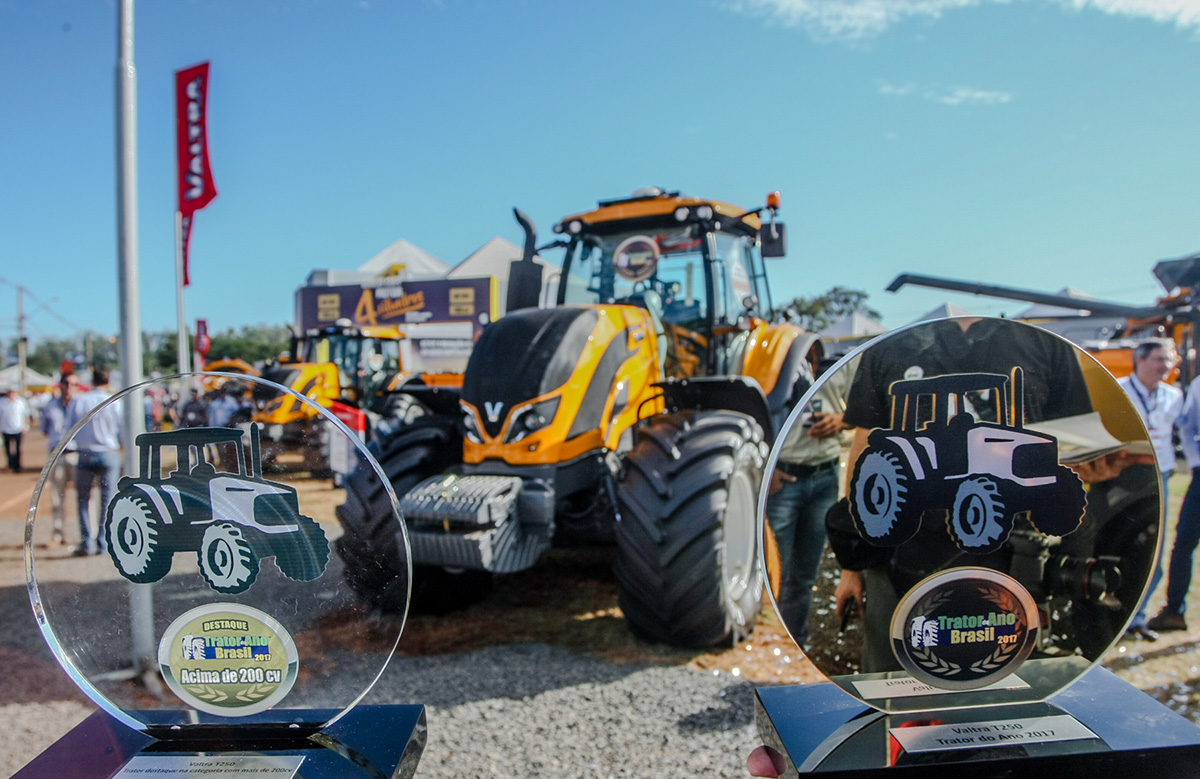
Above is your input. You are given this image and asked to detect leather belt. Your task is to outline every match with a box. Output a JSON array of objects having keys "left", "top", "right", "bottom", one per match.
[{"left": 776, "top": 458, "right": 839, "bottom": 478}]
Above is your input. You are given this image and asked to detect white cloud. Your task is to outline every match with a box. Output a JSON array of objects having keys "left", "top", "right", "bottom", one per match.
[
  {"left": 931, "top": 85, "right": 1014, "bottom": 104},
  {"left": 727, "top": 0, "right": 1200, "bottom": 40},
  {"left": 878, "top": 81, "right": 1015, "bottom": 104}
]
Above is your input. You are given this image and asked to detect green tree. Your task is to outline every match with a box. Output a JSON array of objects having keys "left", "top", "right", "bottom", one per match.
[
  {"left": 147, "top": 324, "right": 292, "bottom": 371},
  {"left": 781, "top": 286, "right": 881, "bottom": 333}
]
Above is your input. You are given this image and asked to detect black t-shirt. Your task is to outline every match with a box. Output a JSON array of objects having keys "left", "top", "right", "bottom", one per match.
[
  {"left": 839, "top": 319, "right": 1093, "bottom": 590},
  {"left": 844, "top": 318, "right": 1092, "bottom": 432}
]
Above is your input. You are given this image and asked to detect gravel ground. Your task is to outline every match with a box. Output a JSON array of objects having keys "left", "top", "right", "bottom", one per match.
[{"left": 4, "top": 437, "right": 1200, "bottom": 778}]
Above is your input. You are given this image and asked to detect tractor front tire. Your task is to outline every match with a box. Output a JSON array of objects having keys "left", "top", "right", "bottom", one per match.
[
  {"left": 198, "top": 522, "right": 260, "bottom": 594},
  {"left": 614, "top": 409, "right": 765, "bottom": 648},
  {"left": 273, "top": 513, "right": 331, "bottom": 582},
  {"left": 105, "top": 493, "right": 171, "bottom": 583},
  {"left": 951, "top": 476, "right": 1010, "bottom": 550},
  {"left": 334, "top": 416, "right": 484, "bottom": 613},
  {"left": 1029, "top": 466, "right": 1088, "bottom": 537}
]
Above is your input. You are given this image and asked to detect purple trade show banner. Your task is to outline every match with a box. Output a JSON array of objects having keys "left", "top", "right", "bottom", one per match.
[{"left": 296, "top": 277, "right": 497, "bottom": 332}]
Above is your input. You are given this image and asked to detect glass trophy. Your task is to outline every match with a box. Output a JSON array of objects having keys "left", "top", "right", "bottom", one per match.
[
  {"left": 755, "top": 318, "right": 1200, "bottom": 775},
  {"left": 19, "top": 372, "right": 424, "bottom": 779}
]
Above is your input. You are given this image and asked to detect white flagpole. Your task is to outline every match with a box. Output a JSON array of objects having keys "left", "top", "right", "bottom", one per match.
[{"left": 116, "top": 0, "right": 158, "bottom": 689}]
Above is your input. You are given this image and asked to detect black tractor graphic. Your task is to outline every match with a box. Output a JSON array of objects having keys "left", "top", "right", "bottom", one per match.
[
  {"left": 848, "top": 369, "right": 1086, "bottom": 554},
  {"left": 103, "top": 424, "right": 329, "bottom": 594}
]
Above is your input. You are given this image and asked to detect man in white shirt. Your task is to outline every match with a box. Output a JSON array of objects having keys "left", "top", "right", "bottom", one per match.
[
  {"left": 1118, "top": 340, "right": 1184, "bottom": 640},
  {"left": 65, "top": 367, "right": 123, "bottom": 556},
  {"left": 0, "top": 387, "right": 32, "bottom": 473}
]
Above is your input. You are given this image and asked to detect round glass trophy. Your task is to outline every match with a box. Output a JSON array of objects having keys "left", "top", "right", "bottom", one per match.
[
  {"left": 25, "top": 371, "right": 411, "bottom": 734},
  {"left": 759, "top": 317, "right": 1161, "bottom": 714}
]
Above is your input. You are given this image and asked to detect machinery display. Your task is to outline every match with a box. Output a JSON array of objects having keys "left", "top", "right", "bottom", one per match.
[
  {"left": 888, "top": 251, "right": 1200, "bottom": 383},
  {"left": 335, "top": 188, "right": 819, "bottom": 647},
  {"left": 252, "top": 322, "right": 425, "bottom": 476}
]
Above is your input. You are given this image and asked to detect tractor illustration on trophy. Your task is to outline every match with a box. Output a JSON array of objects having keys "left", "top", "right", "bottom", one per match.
[
  {"left": 848, "top": 368, "right": 1086, "bottom": 554},
  {"left": 103, "top": 423, "right": 329, "bottom": 594}
]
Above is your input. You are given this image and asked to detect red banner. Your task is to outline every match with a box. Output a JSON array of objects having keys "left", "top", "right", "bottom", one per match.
[{"left": 175, "top": 62, "right": 217, "bottom": 286}]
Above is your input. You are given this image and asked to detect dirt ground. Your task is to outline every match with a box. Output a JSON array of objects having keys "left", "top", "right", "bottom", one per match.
[{"left": 3, "top": 431, "right": 1200, "bottom": 775}]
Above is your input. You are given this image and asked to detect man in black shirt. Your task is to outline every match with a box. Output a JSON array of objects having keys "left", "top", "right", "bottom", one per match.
[{"left": 831, "top": 317, "right": 1092, "bottom": 672}]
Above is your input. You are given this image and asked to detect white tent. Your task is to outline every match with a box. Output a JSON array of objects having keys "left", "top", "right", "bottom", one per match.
[
  {"left": 358, "top": 238, "right": 451, "bottom": 279},
  {"left": 1014, "top": 287, "right": 1095, "bottom": 319},
  {"left": 819, "top": 312, "right": 886, "bottom": 340},
  {"left": 0, "top": 364, "right": 56, "bottom": 390},
  {"left": 908, "top": 302, "right": 974, "bottom": 324},
  {"left": 449, "top": 236, "right": 559, "bottom": 310}
]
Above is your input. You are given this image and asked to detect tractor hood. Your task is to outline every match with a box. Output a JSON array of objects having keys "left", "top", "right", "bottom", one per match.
[{"left": 462, "top": 308, "right": 602, "bottom": 438}]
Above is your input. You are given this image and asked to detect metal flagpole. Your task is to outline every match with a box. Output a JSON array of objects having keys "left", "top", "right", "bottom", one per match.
[
  {"left": 175, "top": 210, "right": 191, "bottom": 377},
  {"left": 115, "top": 0, "right": 158, "bottom": 690}
]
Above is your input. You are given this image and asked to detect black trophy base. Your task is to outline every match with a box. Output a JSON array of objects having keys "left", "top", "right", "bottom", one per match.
[
  {"left": 756, "top": 665, "right": 1200, "bottom": 778},
  {"left": 14, "top": 705, "right": 426, "bottom": 779}
]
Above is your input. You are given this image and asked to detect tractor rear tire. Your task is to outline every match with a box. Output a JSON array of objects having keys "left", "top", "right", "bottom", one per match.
[
  {"left": 849, "top": 448, "right": 920, "bottom": 545},
  {"left": 105, "top": 493, "right": 172, "bottom": 583},
  {"left": 614, "top": 409, "right": 765, "bottom": 648},
  {"left": 334, "top": 415, "right": 483, "bottom": 613}
]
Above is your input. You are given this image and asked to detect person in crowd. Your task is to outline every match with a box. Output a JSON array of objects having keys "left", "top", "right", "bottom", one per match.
[
  {"left": 1118, "top": 340, "right": 1183, "bottom": 641},
  {"left": 766, "top": 355, "right": 856, "bottom": 650},
  {"left": 179, "top": 388, "right": 209, "bottom": 428},
  {"left": 206, "top": 387, "right": 240, "bottom": 428},
  {"left": 1149, "top": 369, "right": 1200, "bottom": 633},
  {"left": 0, "top": 386, "right": 33, "bottom": 473},
  {"left": 40, "top": 374, "right": 79, "bottom": 546},
  {"left": 66, "top": 367, "right": 122, "bottom": 556}
]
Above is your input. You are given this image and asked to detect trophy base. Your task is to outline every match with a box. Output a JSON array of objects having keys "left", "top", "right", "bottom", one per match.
[
  {"left": 14, "top": 705, "right": 426, "bottom": 779},
  {"left": 757, "top": 665, "right": 1200, "bottom": 777}
]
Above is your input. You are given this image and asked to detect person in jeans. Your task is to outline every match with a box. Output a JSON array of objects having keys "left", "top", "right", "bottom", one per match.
[
  {"left": 1150, "top": 374, "right": 1200, "bottom": 633},
  {"left": 765, "top": 355, "right": 856, "bottom": 650},
  {"left": 66, "top": 367, "right": 123, "bottom": 556},
  {"left": 0, "top": 387, "right": 32, "bottom": 473},
  {"left": 40, "top": 375, "right": 80, "bottom": 546}
]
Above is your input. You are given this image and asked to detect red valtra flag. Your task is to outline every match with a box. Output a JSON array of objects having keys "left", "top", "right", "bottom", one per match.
[{"left": 175, "top": 61, "right": 217, "bottom": 286}]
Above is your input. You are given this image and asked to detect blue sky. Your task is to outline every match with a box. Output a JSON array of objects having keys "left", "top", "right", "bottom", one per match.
[{"left": 2, "top": 0, "right": 1198, "bottom": 346}]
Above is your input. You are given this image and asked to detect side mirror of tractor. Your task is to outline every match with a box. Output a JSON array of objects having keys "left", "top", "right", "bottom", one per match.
[{"left": 760, "top": 222, "right": 787, "bottom": 258}]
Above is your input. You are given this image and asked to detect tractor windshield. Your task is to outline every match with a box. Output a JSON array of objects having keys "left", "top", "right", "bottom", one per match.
[{"left": 562, "top": 228, "right": 759, "bottom": 331}]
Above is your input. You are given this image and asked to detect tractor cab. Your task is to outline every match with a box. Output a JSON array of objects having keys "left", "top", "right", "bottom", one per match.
[
  {"left": 301, "top": 323, "right": 403, "bottom": 400},
  {"left": 128, "top": 426, "right": 257, "bottom": 487},
  {"left": 556, "top": 188, "right": 785, "bottom": 379}
]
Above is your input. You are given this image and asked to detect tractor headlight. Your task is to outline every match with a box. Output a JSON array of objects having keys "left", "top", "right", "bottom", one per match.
[
  {"left": 504, "top": 396, "right": 561, "bottom": 444},
  {"left": 461, "top": 403, "right": 485, "bottom": 444},
  {"left": 674, "top": 207, "right": 690, "bottom": 222}
]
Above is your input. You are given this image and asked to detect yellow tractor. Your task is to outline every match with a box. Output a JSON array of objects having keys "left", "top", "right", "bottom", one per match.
[
  {"left": 335, "top": 188, "right": 818, "bottom": 647},
  {"left": 252, "top": 322, "right": 420, "bottom": 476}
]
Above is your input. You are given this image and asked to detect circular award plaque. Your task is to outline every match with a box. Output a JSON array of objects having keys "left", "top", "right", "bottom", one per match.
[
  {"left": 759, "top": 317, "right": 1161, "bottom": 713},
  {"left": 26, "top": 371, "right": 411, "bottom": 731}
]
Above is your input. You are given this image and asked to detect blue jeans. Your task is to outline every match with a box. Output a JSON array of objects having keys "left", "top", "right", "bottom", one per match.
[
  {"left": 1133, "top": 470, "right": 1172, "bottom": 626},
  {"left": 75, "top": 450, "right": 120, "bottom": 554},
  {"left": 1163, "top": 467, "right": 1200, "bottom": 615},
  {"left": 765, "top": 461, "right": 838, "bottom": 648}
]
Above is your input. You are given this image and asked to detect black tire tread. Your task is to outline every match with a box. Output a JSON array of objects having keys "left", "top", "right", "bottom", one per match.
[
  {"left": 614, "top": 409, "right": 765, "bottom": 647},
  {"left": 334, "top": 415, "right": 463, "bottom": 612}
]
